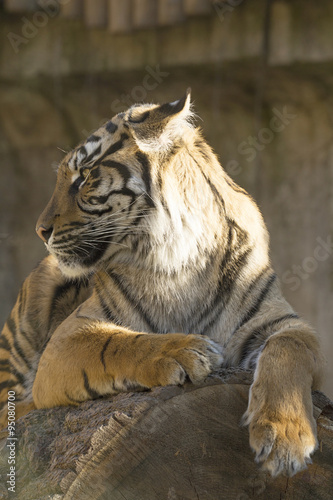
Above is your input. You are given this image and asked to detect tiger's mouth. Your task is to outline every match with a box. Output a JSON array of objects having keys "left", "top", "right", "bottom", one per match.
[{"left": 47, "top": 234, "right": 112, "bottom": 275}]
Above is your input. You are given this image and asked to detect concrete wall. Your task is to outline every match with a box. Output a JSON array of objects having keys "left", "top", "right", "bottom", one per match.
[{"left": 0, "top": 0, "right": 332, "bottom": 396}]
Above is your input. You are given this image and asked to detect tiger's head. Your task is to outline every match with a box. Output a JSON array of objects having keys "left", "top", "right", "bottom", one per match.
[{"left": 36, "top": 89, "right": 215, "bottom": 278}]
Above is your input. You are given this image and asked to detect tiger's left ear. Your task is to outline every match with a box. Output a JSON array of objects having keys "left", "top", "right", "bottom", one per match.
[{"left": 125, "top": 88, "right": 193, "bottom": 153}]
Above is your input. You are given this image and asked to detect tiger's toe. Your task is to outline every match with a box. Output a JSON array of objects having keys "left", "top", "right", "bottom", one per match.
[
  {"left": 246, "top": 414, "right": 317, "bottom": 477},
  {"left": 174, "top": 335, "right": 224, "bottom": 383}
]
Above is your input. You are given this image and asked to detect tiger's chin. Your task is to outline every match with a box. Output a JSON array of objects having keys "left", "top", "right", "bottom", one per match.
[
  {"left": 48, "top": 241, "right": 110, "bottom": 279},
  {"left": 56, "top": 257, "right": 94, "bottom": 279}
]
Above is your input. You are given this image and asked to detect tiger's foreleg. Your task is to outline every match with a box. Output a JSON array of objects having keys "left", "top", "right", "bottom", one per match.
[
  {"left": 243, "top": 326, "right": 323, "bottom": 477},
  {"left": 32, "top": 317, "right": 223, "bottom": 409}
]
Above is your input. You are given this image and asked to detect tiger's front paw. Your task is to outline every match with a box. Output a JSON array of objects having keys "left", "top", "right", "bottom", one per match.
[
  {"left": 243, "top": 406, "right": 317, "bottom": 477},
  {"left": 144, "top": 334, "right": 223, "bottom": 387}
]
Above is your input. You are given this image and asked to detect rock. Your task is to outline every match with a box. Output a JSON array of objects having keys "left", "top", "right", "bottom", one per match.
[{"left": 0, "top": 369, "right": 332, "bottom": 500}]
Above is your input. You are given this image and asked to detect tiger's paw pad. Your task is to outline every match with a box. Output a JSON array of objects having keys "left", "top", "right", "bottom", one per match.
[{"left": 244, "top": 412, "right": 317, "bottom": 477}]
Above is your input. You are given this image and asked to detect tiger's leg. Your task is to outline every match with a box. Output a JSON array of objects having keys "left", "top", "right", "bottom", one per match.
[
  {"left": 0, "top": 256, "right": 91, "bottom": 428},
  {"left": 243, "top": 325, "right": 323, "bottom": 477},
  {"left": 32, "top": 317, "right": 223, "bottom": 409},
  {"left": 0, "top": 282, "right": 41, "bottom": 428}
]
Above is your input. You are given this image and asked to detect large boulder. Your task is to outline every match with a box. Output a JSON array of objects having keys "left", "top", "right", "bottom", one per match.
[{"left": 0, "top": 370, "right": 332, "bottom": 500}]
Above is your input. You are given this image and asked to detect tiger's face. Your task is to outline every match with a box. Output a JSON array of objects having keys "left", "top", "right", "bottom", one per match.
[{"left": 36, "top": 91, "right": 193, "bottom": 277}]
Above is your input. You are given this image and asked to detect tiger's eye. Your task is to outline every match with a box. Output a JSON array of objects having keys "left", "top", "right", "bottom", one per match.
[{"left": 81, "top": 168, "right": 90, "bottom": 179}]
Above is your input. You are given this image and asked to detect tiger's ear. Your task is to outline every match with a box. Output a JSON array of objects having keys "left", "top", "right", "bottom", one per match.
[{"left": 125, "top": 89, "right": 193, "bottom": 152}]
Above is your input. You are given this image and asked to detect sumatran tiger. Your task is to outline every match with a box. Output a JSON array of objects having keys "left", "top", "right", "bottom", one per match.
[{"left": 0, "top": 90, "right": 323, "bottom": 477}]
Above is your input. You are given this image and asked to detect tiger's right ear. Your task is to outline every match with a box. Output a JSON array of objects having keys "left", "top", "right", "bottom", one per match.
[{"left": 125, "top": 89, "right": 194, "bottom": 153}]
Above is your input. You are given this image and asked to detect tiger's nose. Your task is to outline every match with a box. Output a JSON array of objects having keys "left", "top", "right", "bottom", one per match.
[{"left": 36, "top": 225, "right": 53, "bottom": 243}]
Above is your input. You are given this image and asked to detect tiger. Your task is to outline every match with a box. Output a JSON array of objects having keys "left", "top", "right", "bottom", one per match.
[{"left": 0, "top": 89, "right": 323, "bottom": 477}]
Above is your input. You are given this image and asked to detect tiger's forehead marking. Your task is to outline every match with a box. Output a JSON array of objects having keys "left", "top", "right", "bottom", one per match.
[
  {"left": 105, "top": 121, "right": 118, "bottom": 134},
  {"left": 67, "top": 118, "right": 120, "bottom": 174},
  {"left": 68, "top": 138, "right": 102, "bottom": 173}
]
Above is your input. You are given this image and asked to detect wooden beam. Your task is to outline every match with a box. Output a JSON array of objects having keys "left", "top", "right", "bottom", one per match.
[
  {"left": 183, "top": 0, "right": 211, "bottom": 16},
  {"left": 83, "top": 0, "right": 107, "bottom": 27},
  {"left": 107, "top": 0, "right": 132, "bottom": 34},
  {"left": 4, "top": 0, "right": 37, "bottom": 12},
  {"left": 158, "top": 0, "right": 184, "bottom": 26},
  {"left": 60, "top": 0, "right": 83, "bottom": 19},
  {"left": 132, "top": 0, "right": 157, "bottom": 29}
]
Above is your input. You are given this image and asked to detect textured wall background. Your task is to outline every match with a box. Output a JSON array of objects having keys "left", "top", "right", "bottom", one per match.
[{"left": 0, "top": 0, "right": 332, "bottom": 396}]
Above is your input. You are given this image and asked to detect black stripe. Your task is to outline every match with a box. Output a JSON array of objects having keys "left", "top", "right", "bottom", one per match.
[
  {"left": 204, "top": 175, "right": 226, "bottom": 212},
  {"left": 78, "top": 145, "right": 87, "bottom": 158},
  {"left": 17, "top": 327, "right": 34, "bottom": 348},
  {"left": 241, "top": 266, "right": 271, "bottom": 304},
  {"left": 108, "top": 271, "right": 159, "bottom": 332},
  {"left": 74, "top": 152, "right": 80, "bottom": 170},
  {"left": 69, "top": 175, "right": 84, "bottom": 196},
  {"left": 16, "top": 289, "right": 35, "bottom": 348},
  {"left": 224, "top": 176, "right": 250, "bottom": 197},
  {"left": 76, "top": 199, "right": 115, "bottom": 216},
  {"left": 9, "top": 364, "right": 26, "bottom": 386},
  {"left": 239, "top": 313, "right": 299, "bottom": 364},
  {"left": 195, "top": 138, "right": 213, "bottom": 163},
  {"left": 157, "top": 170, "right": 171, "bottom": 216},
  {"left": 100, "top": 160, "right": 131, "bottom": 183},
  {"left": 18, "top": 285, "right": 25, "bottom": 318},
  {"left": 86, "top": 134, "right": 100, "bottom": 143},
  {"left": 0, "top": 334, "right": 11, "bottom": 351},
  {"left": 48, "top": 281, "right": 80, "bottom": 333},
  {"left": 105, "top": 121, "right": 118, "bottom": 134},
  {"left": 100, "top": 338, "right": 112, "bottom": 371},
  {"left": 0, "top": 380, "right": 17, "bottom": 393},
  {"left": 87, "top": 186, "right": 135, "bottom": 207},
  {"left": 128, "top": 109, "right": 150, "bottom": 124},
  {"left": 82, "top": 370, "right": 100, "bottom": 399},
  {"left": 135, "top": 151, "right": 155, "bottom": 208},
  {"left": 0, "top": 359, "right": 10, "bottom": 368},
  {"left": 188, "top": 152, "right": 225, "bottom": 213},
  {"left": 5, "top": 316, "right": 32, "bottom": 369},
  {"left": 6, "top": 316, "right": 17, "bottom": 338},
  {"left": 197, "top": 252, "right": 252, "bottom": 335},
  {"left": 93, "top": 133, "right": 129, "bottom": 165},
  {"left": 90, "top": 179, "right": 102, "bottom": 190},
  {"left": 12, "top": 337, "right": 32, "bottom": 370},
  {"left": 237, "top": 274, "right": 277, "bottom": 331},
  {"left": 85, "top": 144, "right": 102, "bottom": 164},
  {"left": 96, "top": 286, "right": 119, "bottom": 324},
  {"left": 191, "top": 221, "right": 251, "bottom": 333}
]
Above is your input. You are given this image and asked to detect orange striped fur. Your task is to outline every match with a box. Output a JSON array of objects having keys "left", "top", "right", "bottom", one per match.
[{"left": 0, "top": 91, "right": 323, "bottom": 476}]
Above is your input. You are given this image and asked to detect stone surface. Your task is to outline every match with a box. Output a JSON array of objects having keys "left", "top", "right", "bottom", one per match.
[{"left": 0, "top": 370, "right": 332, "bottom": 499}]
